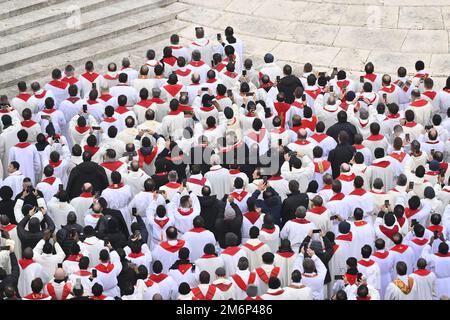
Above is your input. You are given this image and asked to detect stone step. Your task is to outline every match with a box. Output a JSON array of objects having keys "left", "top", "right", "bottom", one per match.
[
  {"left": 0, "top": 0, "right": 124, "bottom": 37},
  {"left": 0, "top": 0, "right": 177, "bottom": 53},
  {"left": 0, "top": 2, "right": 189, "bottom": 72},
  {"left": 0, "top": 18, "right": 189, "bottom": 91},
  {"left": 0, "top": 0, "right": 68, "bottom": 20},
  {"left": 2, "top": 37, "right": 171, "bottom": 97}
]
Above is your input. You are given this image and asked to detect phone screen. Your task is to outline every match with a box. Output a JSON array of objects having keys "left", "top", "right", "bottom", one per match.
[
  {"left": 409, "top": 181, "right": 414, "bottom": 189},
  {"left": 217, "top": 33, "right": 221, "bottom": 41},
  {"left": 360, "top": 76, "right": 364, "bottom": 83},
  {"left": 242, "top": 70, "right": 247, "bottom": 76}
]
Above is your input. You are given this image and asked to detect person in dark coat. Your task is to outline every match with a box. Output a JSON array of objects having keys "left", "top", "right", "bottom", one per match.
[
  {"left": 17, "top": 207, "right": 55, "bottom": 251},
  {"left": 215, "top": 197, "right": 242, "bottom": 248},
  {"left": 281, "top": 180, "right": 309, "bottom": 227},
  {"left": 326, "top": 110, "right": 357, "bottom": 145},
  {"left": 66, "top": 151, "right": 109, "bottom": 200},
  {"left": 0, "top": 248, "right": 20, "bottom": 299},
  {"left": 56, "top": 212, "right": 85, "bottom": 255},
  {"left": 157, "top": 142, "right": 187, "bottom": 182},
  {"left": 198, "top": 186, "right": 224, "bottom": 235},
  {"left": 96, "top": 198, "right": 130, "bottom": 243},
  {"left": 188, "top": 135, "right": 214, "bottom": 175},
  {"left": 0, "top": 186, "right": 16, "bottom": 224},
  {"left": 327, "top": 131, "right": 356, "bottom": 179},
  {"left": 116, "top": 248, "right": 138, "bottom": 296},
  {"left": 151, "top": 158, "right": 169, "bottom": 190},
  {"left": 249, "top": 186, "right": 282, "bottom": 226},
  {"left": 14, "top": 179, "right": 45, "bottom": 209},
  {"left": 301, "top": 231, "right": 334, "bottom": 286},
  {"left": 277, "top": 64, "right": 303, "bottom": 104}
]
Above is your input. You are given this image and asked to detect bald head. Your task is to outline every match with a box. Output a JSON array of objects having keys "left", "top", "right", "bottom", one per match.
[
  {"left": 82, "top": 183, "right": 93, "bottom": 193},
  {"left": 191, "top": 73, "right": 200, "bottom": 84},
  {"left": 54, "top": 268, "right": 66, "bottom": 280},
  {"left": 340, "top": 163, "right": 350, "bottom": 173}
]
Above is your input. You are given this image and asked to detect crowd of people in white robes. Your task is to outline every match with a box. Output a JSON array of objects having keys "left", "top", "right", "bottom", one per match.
[{"left": 0, "top": 25, "right": 450, "bottom": 301}]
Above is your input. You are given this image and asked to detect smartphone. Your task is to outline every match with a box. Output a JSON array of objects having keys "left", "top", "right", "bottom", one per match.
[
  {"left": 92, "top": 83, "right": 97, "bottom": 90},
  {"left": 276, "top": 76, "right": 281, "bottom": 83},
  {"left": 94, "top": 191, "right": 100, "bottom": 198},
  {"left": 82, "top": 104, "right": 87, "bottom": 113},
  {"left": 383, "top": 93, "right": 387, "bottom": 100},
  {"left": 405, "top": 133, "right": 410, "bottom": 141},
  {"left": 180, "top": 91, "right": 188, "bottom": 97},
  {"left": 92, "top": 126, "right": 101, "bottom": 131},
  {"left": 312, "top": 229, "right": 321, "bottom": 234},
  {"left": 329, "top": 86, "right": 334, "bottom": 92},
  {"left": 245, "top": 92, "right": 254, "bottom": 97},
  {"left": 201, "top": 87, "right": 209, "bottom": 92},
  {"left": 411, "top": 219, "right": 418, "bottom": 226},
  {"left": 434, "top": 230, "right": 439, "bottom": 239},
  {"left": 58, "top": 263, "right": 63, "bottom": 268},
  {"left": 0, "top": 246, "right": 9, "bottom": 251},
  {"left": 226, "top": 89, "right": 233, "bottom": 98},
  {"left": 357, "top": 273, "right": 363, "bottom": 282},
  {"left": 360, "top": 76, "right": 364, "bottom": 83},
  {"left": 104, "top": 239, "right": 109, "bottom": 247},
  {"left": 397, "top": 81, "right": 404, "bottom": 88},
  {"left": 262, "top": 176, "right": 268, "bottom": 184},
  {"left": 58, "top": 184, "right": 63, "bottom": 192},
  {"left": 409, "top": 181, "right": 414, "bottom": 189},
  {"left": 431, "top": 149, "right": 435, "bottom": 155},
  {"left": 333, "top": 67, "right": 338, "bottom": 73},
  {"left": 132, "top": 207, "right": 137, "bottom": 216},
  {"left": 182, "top": 179, "right": 187, "bottom": 187},
  {"left": 242, "top": 70, "right": 247, "bottom": 77},
  {"left": 211, "top": 60, "right": 215, "bottom": 67},
  {"left": 334, "top": 275, "right": 344, "bottom": 280},
  {"left": 278, "top": 139, "right": 282, "bottom": 146},
  {"left": 302, "top": 94, "right": 306, "bottom": 102},
  {"left": 40, "top": 115, "right": 50, "bottom": 120},
  {"left": 91, "top": 269, "right": 97, "bottom": 278},
  {"left": 384, "top": 200, "right": 390, "bottom": 206},
  {"left": 330, "top": 215, "right": 338, "bottom": 221}
]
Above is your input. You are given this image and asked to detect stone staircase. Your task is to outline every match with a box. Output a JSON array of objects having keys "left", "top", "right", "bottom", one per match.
[{"left": 0, "top": 0, "right": 190, "bottom": 97}]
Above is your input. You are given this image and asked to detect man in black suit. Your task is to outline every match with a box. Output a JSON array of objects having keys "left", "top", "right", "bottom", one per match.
[
  {"left": 328, "top": 131, "right": 356, "bottom": 178},
  {"left": 281, "top": 180, "right": 309, "bottom": 227},
  {"left": 66, "top": 151, "right": 109, "bottom": 200},
  {"left": 0, "top": 248, "right": 20, "bottom": 299}
]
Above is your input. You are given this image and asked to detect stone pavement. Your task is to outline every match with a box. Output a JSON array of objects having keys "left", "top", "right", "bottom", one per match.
[{"left": 176, "top": 0, "right": 450, "bottom": 87}]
